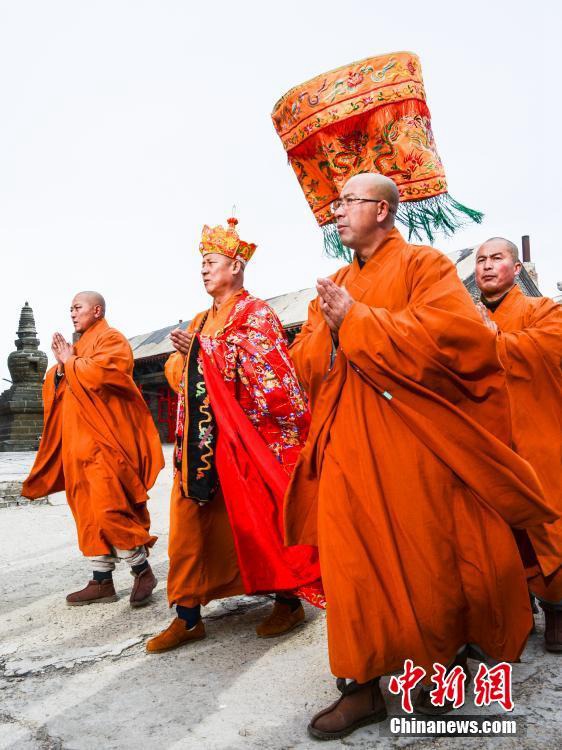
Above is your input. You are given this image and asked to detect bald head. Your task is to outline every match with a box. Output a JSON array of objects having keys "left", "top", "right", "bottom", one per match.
[
  {"left": 479, "top": 237, "right": 519, "bottom": 263},
  {"left": 71, "top": 291, "right": 106, "bottom": 334},
  {"left": 334, "top": 173, "right": 400, "bottom": 259},
  {"left": 75, "top": 291, "right": 106, "bottom": 314},
  {"left": 345, "top": 173, "right": 400, "bottom": 216}
]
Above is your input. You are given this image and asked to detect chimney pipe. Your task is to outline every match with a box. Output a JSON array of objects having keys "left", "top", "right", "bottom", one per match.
[{"left": 522, "top": 235, "right": 531, "bottom": 263}]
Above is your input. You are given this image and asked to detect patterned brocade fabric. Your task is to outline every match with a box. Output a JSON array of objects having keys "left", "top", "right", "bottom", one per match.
[
  {"left": 272, "top": 51, "right": 483, "bottom": 248},
  {"left": 199, "top": 217, "right": 257, "bottom": 264},
  {"left": 199, "top": 292, "right": 309, "bottom": 475},
  {"left": 272, "top": 52, "right": 442, "bottom": 223}
]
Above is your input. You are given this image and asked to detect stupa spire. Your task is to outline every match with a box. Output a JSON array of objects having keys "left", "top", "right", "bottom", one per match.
[{"left": 1, "top": 302, "right": 48, "bottom": 450}]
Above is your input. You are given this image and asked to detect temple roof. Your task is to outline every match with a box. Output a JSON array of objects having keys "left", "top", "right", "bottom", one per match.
[{"left": 128, "top": 288, "right": 318, "bottom": 361}]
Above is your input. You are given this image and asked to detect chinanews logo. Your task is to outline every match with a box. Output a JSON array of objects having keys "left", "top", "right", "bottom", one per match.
[
  {"left": 383, "top": 717, "right": 521, "bottom": 738},
  {"left": 377, "top": 659, "right": 524, "bottom": 739}
]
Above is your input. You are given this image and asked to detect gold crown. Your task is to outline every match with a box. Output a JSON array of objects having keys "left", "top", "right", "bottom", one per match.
[{"left": 199, "top": 217, "right": 257, "bottom": 263}]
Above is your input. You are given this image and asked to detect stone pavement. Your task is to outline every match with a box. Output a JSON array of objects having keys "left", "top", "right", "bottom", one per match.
[{"left": 0, "top": 447, "right": 560, "bottom": 749}]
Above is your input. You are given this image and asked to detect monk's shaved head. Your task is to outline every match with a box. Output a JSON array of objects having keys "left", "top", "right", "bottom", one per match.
[
  {"left": 343, "top": 173, "right": 400, "bottom": 216},
  {"left": 70, "top": 291, "right": 106, "bottom": 334},
  {"left": 74, "top": 291, "right": 106, "bottom": 316},
  {"left": 478, "top": 237, "right": 520, "bottom": 263}
]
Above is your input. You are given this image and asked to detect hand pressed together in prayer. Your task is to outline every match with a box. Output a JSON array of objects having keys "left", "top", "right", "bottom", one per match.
[
  {"left": 475, "top": 302, "right": 499, "bottom": 333},
  {"left": 51, "top": 332, "right": 74, "bottom": 367},
  {"left": 170, "top": 328, "right": 194, "bottom": 355},
  {"left": 317, "top": 278, "right": 354, "bottom": 338}
]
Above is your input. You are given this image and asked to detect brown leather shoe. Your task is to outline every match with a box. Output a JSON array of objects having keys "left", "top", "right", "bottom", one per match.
[
  {"left": 256, "top": 602, "right": 305, "bottom": 638},
  {"left": 130, "top": 564, "right": 157, "bottom": 608},
  {"left": 146, "top": 617, "right": 206, "bottom": 654},
  {"left": 66, "top": 579, "right": 118, "bottom": 606},
  {"left": 541, "top": 604, "right": 562, "bottom": 653},
  {"left": 308, "top": 679, "right": 387, "bottom": 740}
]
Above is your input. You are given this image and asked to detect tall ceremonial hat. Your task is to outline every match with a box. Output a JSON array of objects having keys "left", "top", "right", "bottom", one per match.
[
  {"left": 271, "top": 51, "right": 483, "bottom": 260},
  {"left": 199, "top": 216, "right": 257, "bottom": 264}
]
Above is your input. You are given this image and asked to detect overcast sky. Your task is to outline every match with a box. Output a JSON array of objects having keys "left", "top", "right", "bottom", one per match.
[{"left": 0, "top": 1, "right": 559, "bottom": 383}]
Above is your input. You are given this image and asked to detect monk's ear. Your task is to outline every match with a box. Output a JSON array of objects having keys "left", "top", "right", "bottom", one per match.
[
  {"left": 514, "top": 261, "right": 522, "bottom": 277},
  {"left": 378, "top": 200, "right": 391, "bottom": 223}
]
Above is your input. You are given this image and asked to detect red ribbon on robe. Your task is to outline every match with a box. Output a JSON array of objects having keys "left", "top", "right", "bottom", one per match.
[{"left": 199, "top": 341, "right": 325, "bottom": 608}]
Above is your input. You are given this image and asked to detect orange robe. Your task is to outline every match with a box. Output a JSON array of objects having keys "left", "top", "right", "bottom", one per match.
[
  {"left": 166, "top": 291, "right": 247, "bottom": 607},
  {"left": 23, "top": 319, "right": 164, "bottom": 556},
  {"left": 284, "top": 228, "right": 557, "bottom": 683},
  {"left": 489, "top": 285, "right": 562, "bottom": 603}
]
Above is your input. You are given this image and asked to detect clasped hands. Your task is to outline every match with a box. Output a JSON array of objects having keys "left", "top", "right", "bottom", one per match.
[
  {"left": 317, "top": 278, "right": 354, "bottom": 340},
  {"left": 475, "top": 302, "right": 499, "bottom": 333},
  {"left": 51, "top": 332, "right": 74, "bottom": 371},
  {"left": 170, "top": 328, "right": 194, "bottom": 355}
]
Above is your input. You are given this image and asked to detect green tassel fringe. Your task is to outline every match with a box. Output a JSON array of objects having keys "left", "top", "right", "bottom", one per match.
[
  {"left": 322, "top": 223, "right": 353, "bottom": 263},
  {"left": 396, "top": 193, "right": 484, "bottom": 244}
]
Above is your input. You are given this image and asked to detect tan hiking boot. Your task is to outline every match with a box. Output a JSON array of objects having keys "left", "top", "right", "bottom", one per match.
[
  {"left": 66, "top": 579, "right": 118, "bottom": 606},
  {"left": 146, "top": 618, "right": 206, "bottom": 654},
  {"left": 256, "top": 602, "right": 305, "bottom": 638},
  {"left": 130, "top": 564, "right": 157, "bottom": 608}
]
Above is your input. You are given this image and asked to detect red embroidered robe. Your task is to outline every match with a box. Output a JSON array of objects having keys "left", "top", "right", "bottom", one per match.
[{"left": 166, "top": 289, "right": 324, "bottom": 608}]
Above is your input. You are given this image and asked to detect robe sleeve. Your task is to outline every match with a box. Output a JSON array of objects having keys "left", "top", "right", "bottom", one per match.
[
  {"left": 497, "top": 299, "right": 562, "bottom": 382},
  {"left": 44, "top": 366, "right": 66, "bottom": 410},
  {"left": 338, "top": 250, "right": 505, "bottom": 415},
  {"left": 164, "top": 352, "right": 186, "bottom": 393},
  {"left": 289, "top": 297, "right": 334, "bottom": 404},
  {"left": 164, "top": 319, "right": 198, "bottom": 393},
  {"left": 64, "top": 330, "right": 134, "bottom": 394},
  {"left": 22, "top": 366, "right": 66, "bottom": 498}
]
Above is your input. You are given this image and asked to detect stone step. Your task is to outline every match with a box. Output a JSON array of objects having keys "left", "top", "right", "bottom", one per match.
[
  {"left": 0, "top": 479, "right": 49, "bottom": 508},
  {"left": 0, "top": 451, "right": 49, "bottom": 508}
]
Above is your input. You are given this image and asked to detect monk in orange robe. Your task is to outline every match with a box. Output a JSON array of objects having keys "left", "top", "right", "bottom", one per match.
[
  {"left": 475, "top": 237, "right": 562, "bottom": 652},
  {"left": 146, "top": 217, "right": 322, "bottom": 654},
  {"left": 23, "top": 291, "right": 164, "bottom": 607},
  {"left": 283, "top": 175, "right": 557, "bottom": 740}
]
